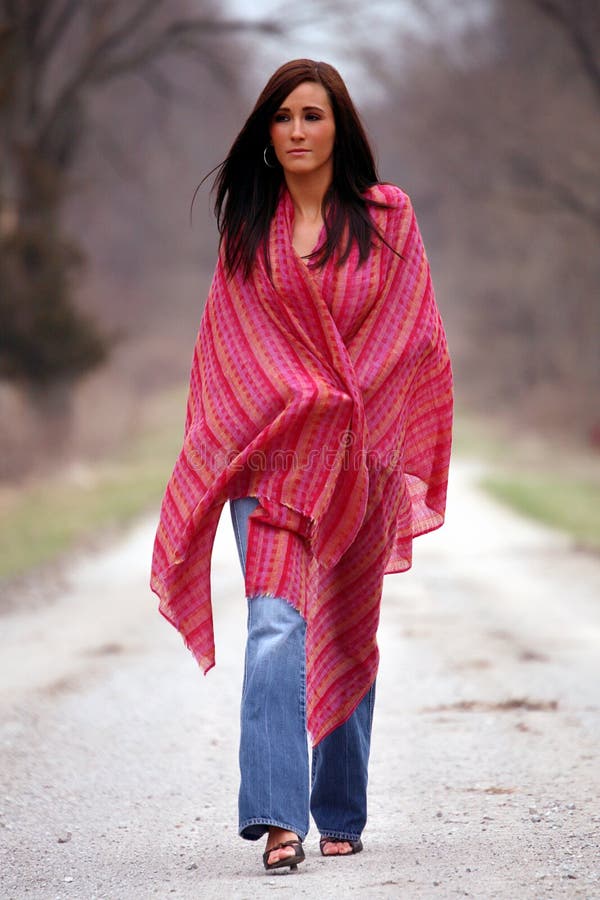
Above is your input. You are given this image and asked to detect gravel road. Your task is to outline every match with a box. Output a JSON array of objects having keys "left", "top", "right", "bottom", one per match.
[{"left": 1, "top": 460, "right": 599, "bottom": 899}]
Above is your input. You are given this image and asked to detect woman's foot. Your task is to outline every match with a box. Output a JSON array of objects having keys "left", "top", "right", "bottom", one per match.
[
  {"left": 320, "top": 836, "right": 363, "bottom": 856},
  {"left": 264, "top": 827, "right": 301, "bottom": 866},
  {"left": 320, "top": 840, "right": 352, "bottom": 855}
]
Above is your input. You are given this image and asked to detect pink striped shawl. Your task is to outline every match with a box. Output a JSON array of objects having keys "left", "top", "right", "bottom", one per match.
[{"left": 150, "top": 182, "right": 453, "bottom": 744}]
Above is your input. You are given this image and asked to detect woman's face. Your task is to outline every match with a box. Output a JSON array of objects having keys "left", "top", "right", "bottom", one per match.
[{"left": 269, "top": 81, "right": 336, "bottom": 179}]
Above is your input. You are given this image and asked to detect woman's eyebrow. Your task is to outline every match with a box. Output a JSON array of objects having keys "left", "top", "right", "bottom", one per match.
[{"left": 275, "top": 105, "right": 326, "bottom": 112}]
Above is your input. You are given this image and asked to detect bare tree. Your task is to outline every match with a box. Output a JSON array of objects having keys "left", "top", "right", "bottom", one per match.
[
  {"left": 0, "top": 1, "right": 278, "bottom": 224},
  {"left": 368, "top": 0, "right": 600, "bottom": 435},
  {"left": 529, "top": 0, "right": 600, "bottom": 104},
  {"left": 0, "top": 0, "right": 277, "bottom": 440}
]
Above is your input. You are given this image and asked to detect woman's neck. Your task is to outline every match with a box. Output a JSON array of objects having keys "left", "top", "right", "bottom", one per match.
[{"left": 283, "top": 168, "right": 332, "bottom": 223}]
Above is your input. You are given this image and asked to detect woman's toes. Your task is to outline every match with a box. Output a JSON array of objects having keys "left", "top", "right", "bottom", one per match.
[
  {"left": 322, "top": 840, "right": 352, "bottom": 855},
  {"left": 265, "top": 828, "right": 299, "bottom": 865},
  {"left": 267, "top": 845, "right": 295, "bottom": 864}
]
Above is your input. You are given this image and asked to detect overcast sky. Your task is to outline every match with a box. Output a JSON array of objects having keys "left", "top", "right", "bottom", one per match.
[{"left": 221, "top": 0, "right": 495, "bottom": 104}]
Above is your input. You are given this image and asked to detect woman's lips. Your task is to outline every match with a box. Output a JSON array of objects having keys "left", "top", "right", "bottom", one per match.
[{"left": 288, "top": 149, "right": 309, "bottom": 155}]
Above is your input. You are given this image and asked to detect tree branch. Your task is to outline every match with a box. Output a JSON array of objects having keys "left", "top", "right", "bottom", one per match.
[
  {"left": 37, "top": 0, "right": 82, "bottom": 63},
  {"left": 139, "top": 64, "right": 173, "bottom": 102},
  {"left": 506, "top": 150, "right": 600, "bottom": 230},
  {"left": 531, "top": 0, "right": 600, "bottom": 104},
  {"left": 23, "top": 3, "right": 47, "bottom": 50},
  {"left": 91, "top": 15, "right": 280, "bottom": 83},
  {"left": 88, "top": 116, "right": 142, "bottom": 182},
  {"left": 82, "top": 0, "right": 164, "bottom": 67},
  {"left": 36, "top": 11, "right": 279, "bottom": 153}
]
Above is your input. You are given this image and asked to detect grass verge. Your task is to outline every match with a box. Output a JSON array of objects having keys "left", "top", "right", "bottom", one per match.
[
  {"left": 454, "top": 412, "right": 600, "bottom": 552},
  {"left": 1, "top": 402, "right": 599, "bottom": 585},
  {"left": 0, "top": 386, "right": 187, "bottom": 582},
  {"left": 481, "top": 473, "right": 600, "bottom": 550}
]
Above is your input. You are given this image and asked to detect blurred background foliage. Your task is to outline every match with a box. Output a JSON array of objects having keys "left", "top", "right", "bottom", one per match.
[{"left": 0, "top": 0, "right": 598, "bottom": 576}]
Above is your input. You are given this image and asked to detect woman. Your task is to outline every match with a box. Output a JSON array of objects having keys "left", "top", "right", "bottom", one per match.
[{"left": 151, "top": 59, "right": 453, "bottom": 873}]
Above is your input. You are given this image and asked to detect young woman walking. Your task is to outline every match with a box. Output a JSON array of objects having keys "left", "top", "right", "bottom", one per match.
[{"left": 151, "top": 58, "right": 453, "bottom": 873}]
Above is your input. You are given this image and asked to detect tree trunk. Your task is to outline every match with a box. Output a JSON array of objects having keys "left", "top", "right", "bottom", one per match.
[{"left": 26, "top": 378, "right": 75, "bottom": 470}]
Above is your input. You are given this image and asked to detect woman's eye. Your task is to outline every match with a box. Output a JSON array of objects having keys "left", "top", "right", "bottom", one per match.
[
  {"left": 306, "top": 114, "right": 321, "bottom": 121},
  {"left": 273, "top": 114, "right": 289, "bottom": 123}
]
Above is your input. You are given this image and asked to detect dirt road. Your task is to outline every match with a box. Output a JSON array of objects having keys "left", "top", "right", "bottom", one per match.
[{"left": 1, "top": 461, "right": 599, "bottom": 899}]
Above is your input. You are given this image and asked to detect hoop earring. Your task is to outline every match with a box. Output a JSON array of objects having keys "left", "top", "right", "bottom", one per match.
[{"left": 263, "top": 144, "right": 277, "bottom": 168}]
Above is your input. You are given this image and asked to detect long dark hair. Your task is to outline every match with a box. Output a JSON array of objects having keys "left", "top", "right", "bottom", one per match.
[{"left": 201, "top": 59, "right": 394, "bottom": 280}]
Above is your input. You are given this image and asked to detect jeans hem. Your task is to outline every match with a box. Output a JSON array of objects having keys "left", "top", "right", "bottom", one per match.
[
  {"left": 319, "top": 830, "right": 363, "bottom": 841},
  {"left": 239, "top": 817, "right": 308, "bottom": 842}
]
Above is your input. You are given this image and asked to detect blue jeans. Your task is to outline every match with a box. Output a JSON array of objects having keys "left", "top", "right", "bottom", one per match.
[{"left": 230, "top": 495, "right": 376, "bottom": 843}]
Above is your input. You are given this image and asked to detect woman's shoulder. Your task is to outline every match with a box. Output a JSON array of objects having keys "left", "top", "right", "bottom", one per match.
[{"left": 363, "top": 181, "right": 412, "bottom": 211}]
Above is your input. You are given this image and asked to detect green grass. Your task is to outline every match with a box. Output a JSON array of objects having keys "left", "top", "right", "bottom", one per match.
[
  {"left": 0, "top": 386, "right": 187, "bottom": 581},
  {"left": 481, "top": 472, "right": 600, "bottom": 550},
  {"left": 453, "top": 411, "right": 600, "bottom": 552}
]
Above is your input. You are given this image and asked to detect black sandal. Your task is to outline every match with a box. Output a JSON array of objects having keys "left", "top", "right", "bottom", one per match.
[
  {"left": 319, "top": 836, "right": 363, "bottom": 856},
  {"left": 263, "top": 839, "right": 305, "bottom": 871}
]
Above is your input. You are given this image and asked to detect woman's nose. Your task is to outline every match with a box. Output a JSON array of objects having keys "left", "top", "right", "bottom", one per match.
[{"left": 291, "top": 118, "right": 305, "bottom": 139}]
